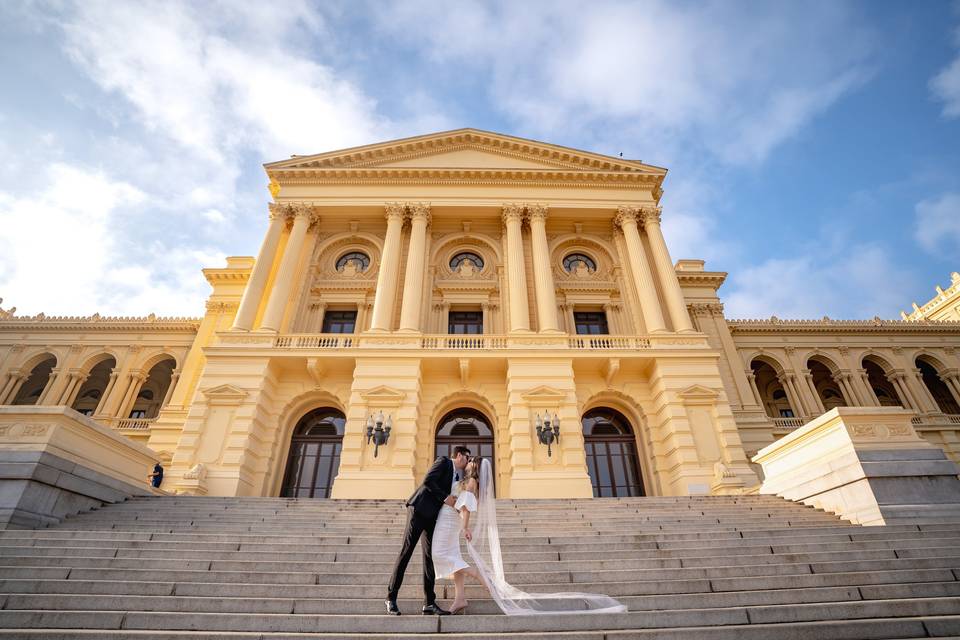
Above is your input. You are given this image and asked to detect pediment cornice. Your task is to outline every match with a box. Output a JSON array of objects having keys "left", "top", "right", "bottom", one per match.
[{"left": 265, "top": 129, "right": 666, "bottom": 191}]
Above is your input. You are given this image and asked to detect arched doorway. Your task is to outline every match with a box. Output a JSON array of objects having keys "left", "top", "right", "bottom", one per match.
[
  {"left": 280, "top": 407, "right": 346, "bottom": 498},
  {"left": 435, "top": 408, "right": 495, "bottom": 478},
  {"left": 582, "top": 408, "right": 644, "bottom": 497},
  {"left": 12, "top": 356, "right": 57, "bottom": 405}
]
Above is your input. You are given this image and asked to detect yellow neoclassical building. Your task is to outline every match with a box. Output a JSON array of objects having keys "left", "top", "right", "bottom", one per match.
[{"left": 1, "top": 129, "right": 959, "bottom": 501}]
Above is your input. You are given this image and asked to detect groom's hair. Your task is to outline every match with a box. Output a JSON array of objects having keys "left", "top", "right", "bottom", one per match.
[{"left": 452, "top": 445, "right": 471, "bottom": 458}]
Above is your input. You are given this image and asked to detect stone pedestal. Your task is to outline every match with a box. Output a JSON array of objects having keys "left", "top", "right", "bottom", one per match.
[
  {"left": 752, "top": 407, "right": 960, "bottom": 525},
  {"left": 0, "top": 407, "right": 162, "bottom": 529}
]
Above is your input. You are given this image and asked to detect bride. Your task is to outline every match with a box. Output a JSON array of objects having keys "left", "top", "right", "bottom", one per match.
[{"left": 431, "top": 456, "right": 626, "bottom": 615}]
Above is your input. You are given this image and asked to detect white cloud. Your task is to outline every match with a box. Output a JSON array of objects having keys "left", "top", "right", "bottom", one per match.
[
  {"left": 0, "top": 163, "right": 221, "bottom": 317},
  {"left": 375, "top": 0, "right": 874, "bottom": 166},
  {"left": 722, "top": 243, "right": 917, "bottom": 320},
  {"left": 931, "top": 19, "right": 960, "bottom": 117},
  {"left": 59, "top": 1, "right": 388, "bottom": 161},
  {"left": 915, "top": 192, "right": 960, "bottom": 253}
]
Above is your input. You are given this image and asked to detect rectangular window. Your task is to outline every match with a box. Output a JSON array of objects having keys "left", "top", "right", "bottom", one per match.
[
  {"left": 574, "top": 311, "right": 609, "bottom": 335},
  {"left": 779, "top": 409, "right": 795, "bottom": 418},
  {"left": 129, "top": 409, "right": 147, "bottom": 419},
  {"left": 322, "top": 310, "right": 357, "bottom": 334},
  {"left": 448, "top": 310, "right": 483, "bottom": 334}
]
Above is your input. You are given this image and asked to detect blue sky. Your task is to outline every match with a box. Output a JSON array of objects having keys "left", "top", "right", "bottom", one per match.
[{"left": 0, "top": 0, "right": 958, "bottom": 320}]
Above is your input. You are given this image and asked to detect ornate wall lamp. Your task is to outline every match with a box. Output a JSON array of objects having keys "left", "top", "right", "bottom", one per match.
[
  {"left": 535, "top": 412, "right": 561, "bottom": 457},
  {"left": 365, "top": 410, "right": 392, "bottom": 458}
]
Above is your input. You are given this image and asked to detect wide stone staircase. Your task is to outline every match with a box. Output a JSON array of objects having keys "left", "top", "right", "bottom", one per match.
[{"left": 1, "top": 495, "right": 960, "bottom": 638}]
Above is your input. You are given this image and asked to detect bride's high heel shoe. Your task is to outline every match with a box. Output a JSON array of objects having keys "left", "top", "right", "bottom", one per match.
[{"left": 450, "top": 602, "right": 468, "bottom": 615}]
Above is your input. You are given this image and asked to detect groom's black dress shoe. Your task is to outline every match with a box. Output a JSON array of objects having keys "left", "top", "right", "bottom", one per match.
[
  {"left": 422, "top": 603, "right": 451, "bottom": 616},
  {"left": 385, "top": 600, "right": 400, "bottom": 615}
]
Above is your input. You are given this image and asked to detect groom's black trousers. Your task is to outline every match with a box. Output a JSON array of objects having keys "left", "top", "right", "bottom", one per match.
[{"left": 387, "top": 506, "right": 438, "bottom": 604}]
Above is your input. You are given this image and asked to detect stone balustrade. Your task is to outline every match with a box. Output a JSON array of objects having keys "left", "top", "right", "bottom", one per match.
[{"left": 213, "top": 332, "right": 710, "bottom": 353}]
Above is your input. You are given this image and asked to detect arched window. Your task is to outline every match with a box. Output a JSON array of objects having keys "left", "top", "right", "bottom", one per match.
[
  {"left": 336, "top": 251, "right": 370, "bottom": 272},
  {"left": 563, "top": 253, "right": 596, "bottom": 272},
  {"left": 281, "top": 408, "right": 346, "bottom": 498},
  {"left": 450, "top": 252, "right": 484, "bottom": 271},
  {"left": 435, "top": 408, "right": 495, "bottom": 480},
  {"left": 12, "top": 357, "right": 56, "bottom": 406},
  {"left": 582, "top": 408, "right": 644, "bottom": 497}
]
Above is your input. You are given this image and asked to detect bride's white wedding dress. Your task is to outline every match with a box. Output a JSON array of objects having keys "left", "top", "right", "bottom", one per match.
[
  {"left": 437, "top": 459, "right": 627, "bottom": 616},
  {"left": 431, "top": 482, "right": 477, "bottom": 579}
]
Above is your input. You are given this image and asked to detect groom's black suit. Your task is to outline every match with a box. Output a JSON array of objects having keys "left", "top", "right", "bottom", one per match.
[{"left": 387, "top": 456, "right": 454, "bottom": 604}]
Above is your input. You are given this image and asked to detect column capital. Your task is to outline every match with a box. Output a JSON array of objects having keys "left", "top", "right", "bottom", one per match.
[
  {"left": 407, "top": 202, "right": 432, "bottom": 225},
  {"left": 502, "top": 203, "right": 525, "bottom": 224},
  {"left": 526, "top": 203, "right": 548, "bottom": 223},
  {"left": 638, "top": 205, "right": 663, "bottom": 227},
  {"left": 385, "top": 202, "right": 406, "bottom": 222},
  {"left": 267, "top": 202, "right": 287, "bottom": 221},
  {"left": 614, "top": 205, "right": 641, "bottom": 229}
]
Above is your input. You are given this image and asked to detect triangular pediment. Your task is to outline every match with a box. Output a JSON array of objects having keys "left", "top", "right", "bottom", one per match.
[
  {"left": 360, "top": 385, "right": 406, "bottom": 406},
  {"left": 201, "top": 384, "right": 248, "bottom": 402},
  {"left": 521, "top": 385, "right": 568, "bottom": 404},
  {"left": 266, "top": 128, "right": 666, "bottom": 176},
  {"left": 678, "top": 384, "right": 720, "bottom": 403}
]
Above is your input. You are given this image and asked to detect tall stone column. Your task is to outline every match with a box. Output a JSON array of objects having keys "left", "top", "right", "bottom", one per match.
[
  {"left": 615, "top": 206, "right": 666, "bottom": 333},
  {"left": 889, "top": 373, "right": 917, "bottom": 411},
  {"left": 639, "top": 206, "right": 695, "bottom": 333},
  {"left": 232, "top": 206, "right": 287, "bottom": 330},
  {"left": 94, "top": 370, "right": 120, "bottom": 417},
  {"left": 909, "top": 367, "right": 941, "bottom": 413},
  {"left": 162, "top": 369, "right": 181, "bottom": 408},
  {"left": 259, "top": 204, "right": 316, "bottom": 333},
  {"left": 745, "top": 371, "right": 763, "bottom": 407},
  {"left": 527, "top": 204, "right": 561, "bottom": 333},
  {"left": 834, "top": 373, "right": 858, "bottom": 406},
  {"left": 370, "top": 204, "right": 406, "bottom": 332},
  {"left": 116, "top": 371, "right": 147, "bottom": 418},
  {"left": 802, "top": 370, "right": 826, "bottom": 414},
  {"left": 37, "top": 368, "right": 62, "bottom": 405},
  {"left": 503, "top": 204, "right": 531, "bottom": 332},
  {"left": 399, "top": 204, "right": 431, "bottom": 332},
  {"left": 857, "top": 369, "right": 880, "bottom": 406},
  {"left": 941, "top": 372, "right": 960, "bottom": 409},
  {"left": 61, "top": 370, "right": 88, "bottom": 406},
  {"left": 778, "top": 373, "right": 807, "bottom": 418},
  {"left": 0, "top": 370, "right": 24, "bottom": 404}
]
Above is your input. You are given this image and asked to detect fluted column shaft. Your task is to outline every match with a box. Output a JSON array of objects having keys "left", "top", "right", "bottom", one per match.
[
  {"left": 503, "top": 205, "right": 531, "bottom": 332},
  {"left": 615, "top": 207, "right": 666, "bottom": 333},
  {"left": 399, "top": 204, "right": 431, "bottom": 332},
  {"left": 260, "top": 205, "right": 315, "bottom": 332},
  {"left": 370, "top": 204, "right": 406, "bottom": 331},
  {"left": 527, "top": 205, "right": 560, "bottom": 333},
  {"left": 233, "top": 208, "right": 287, "bottom": 330},
  {"left": 640, "top": 207, "right": 694, "bottom": 332},
  {"left": 37, "top": 368, "right": 61, "bottom": 405}
]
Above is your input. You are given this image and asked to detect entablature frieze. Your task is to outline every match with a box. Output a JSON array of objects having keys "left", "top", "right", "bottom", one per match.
[{"left": 729, "top": 317, "right": 960, "bottom": 335}]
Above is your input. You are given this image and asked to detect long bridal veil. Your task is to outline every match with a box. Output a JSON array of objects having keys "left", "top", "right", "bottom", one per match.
[{"left": 464, "top": 458, "right": 627, "bottom": 615}]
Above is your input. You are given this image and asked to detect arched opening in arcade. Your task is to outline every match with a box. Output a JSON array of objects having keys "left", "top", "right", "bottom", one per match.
[
  {"left": 582, "top": 407, "right": 645, "bottom": 497},
  {"left": 916, "top": 357, "right": 960, "bottom": 415},
  {"left": 279, "top": 407, "right": 346, "bottom": 498},
  {"left": 862, "top": 357, "right": 905, "bottom": 407},
  {"left": 807, "top": 357, "right": 848, "bottom": 411},
  {"left": 127, "top": 358, "right": 177, "bottom": 420},
  {"left": 71, "top": 356, "right": 116, "bottom": 416},
  {"left": 11, "top": 355, "right": 57, "bottom": 405},
  {"left": 750, "top": 358, "right": 796, "bottom": 419},
  {"left": 435, "top": 408, "right": 495, "bottom": 479}
]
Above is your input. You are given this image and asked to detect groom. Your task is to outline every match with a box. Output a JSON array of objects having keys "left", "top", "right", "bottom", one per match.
[{"left": 386, "top": 445, "right": 471, "bottom": 616}]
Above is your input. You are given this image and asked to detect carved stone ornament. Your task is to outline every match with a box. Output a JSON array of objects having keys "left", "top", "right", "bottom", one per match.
[
  {"left": 502, "top": 203, "right": 524, "bottom": 224},
  {"left": 639, "top": 205, "right": 663, "bottom": 227},
  {"left": 526, "top": 203, "right": 548, "bottom": 222},
  {"left": 613, "top": 205, "right": 640, "bottom": 229},
  {"left": 183, "top": 463, "right": 207, "bottom": 480},
  {"left": 407, "top": 202, "right": 432, "bottom": 224},
  {"left": 385, "top": 202, "right": 406, "bottom": 221}
]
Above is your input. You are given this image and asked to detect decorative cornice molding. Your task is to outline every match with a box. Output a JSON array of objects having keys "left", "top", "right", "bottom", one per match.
[{"left": 729, "top": 316, "right": 960, "bottom": 334}]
